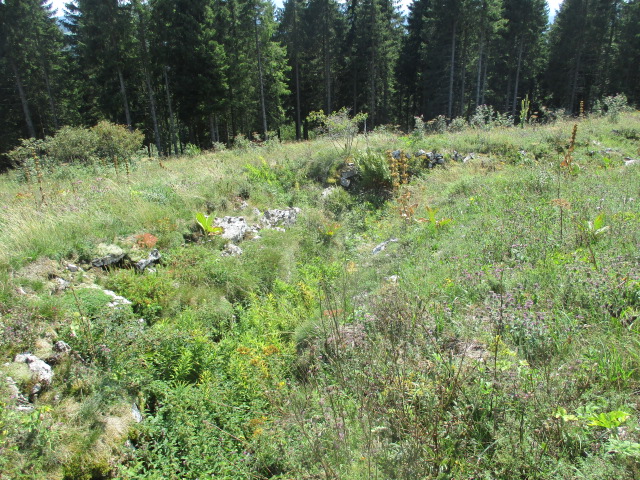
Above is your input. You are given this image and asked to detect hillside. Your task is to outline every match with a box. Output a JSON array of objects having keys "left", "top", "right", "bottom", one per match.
[{"left": 1, "top": 113, "right": 640, "bottom": 479}]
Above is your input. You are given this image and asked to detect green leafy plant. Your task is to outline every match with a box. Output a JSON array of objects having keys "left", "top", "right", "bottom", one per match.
[
  {"left": 195, "top": 213, "right": 224, "bottom": 236},
  {"left": 607, "top": 439, "right": 640, "bottom": 458},
  {"left": 520, "top": 95, "right": 531, "bottom": 127},
  {"left": 587, "top": 410, "right": 630, "bottom": 429},
  {"left": 418, "top": 205, "right": 452, "bottom": 229},
  {"left": 353, "top": 149, "right": 392, "bottom": 193},
  {"left": 576, "top": 213, "right": 610, "bottom": 270},
  {"left": 184, "top": 143, "right": 201, "bottom": 156}
]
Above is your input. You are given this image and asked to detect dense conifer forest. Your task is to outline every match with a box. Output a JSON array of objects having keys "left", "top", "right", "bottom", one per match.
[{"left": 1, "top": 0, "right": 640, "bottom": 168}]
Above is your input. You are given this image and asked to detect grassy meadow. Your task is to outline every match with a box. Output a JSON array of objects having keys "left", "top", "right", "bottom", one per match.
[{"left": 1, "top": 112, "right": 639, "bottom": 479}]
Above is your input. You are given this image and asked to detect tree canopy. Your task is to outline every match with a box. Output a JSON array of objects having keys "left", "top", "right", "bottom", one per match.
[{"left": 1, "top": 0, "right": 639, "bottom": 167}]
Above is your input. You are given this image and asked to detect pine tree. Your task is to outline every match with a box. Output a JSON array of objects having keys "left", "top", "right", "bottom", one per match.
[
  {"left": 344, "top": 0, "right": 401, "bottom": 126},
  {"left": 1, "top": 0, "right": 68, "bottom": 141},
  {"left": 496, "top": 0, "right": 547, "bottom": 116},
  {"left": 151, "top": 0, "right": 227, "bottom": 147},
  {"left": 547, "top": 0, "right": 620, "bottom": 112},
  {"left": 65, "top": 0, "right": 139, "bottom": 128},
  {"left": 613, "top": 0, "right": 640, "bottom": 105},
  {"left": 397, "top": 0, "right": 433, "bottom": 124}
]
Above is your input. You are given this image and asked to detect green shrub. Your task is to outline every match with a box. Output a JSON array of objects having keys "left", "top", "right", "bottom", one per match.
[
  {"left": 594, "top": 93, "right": 631, "bottom": 122},
  {"left": 46, "top": 126, "right": 98, "bottom": 164},
  {"left": 91, "top": 121, "right": 144, "bottom": 164},
  {"left": 233, "top": 134, "right": 253, "bottom": 150},
  {"left": 307, "top": 108, "right": 368, "bottom": 155}
]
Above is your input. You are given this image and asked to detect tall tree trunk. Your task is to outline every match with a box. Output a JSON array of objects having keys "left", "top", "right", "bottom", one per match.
[
  {"left": 511, "top": 39, "right": 524, "bottom": 117},
  {"left": 481, "top": 44, "right": 489, "bottom": 105},
  {"left": 294, "top": 0, "right": 301, "bottom": 140},
  {"left": 295, "top": 59, "right": 302, "bottom": 140},
  {"left": 133, "top": 1, "right": 162, "bottom": 155},
  {"left": 476, "top": 29, "right": 485, "bottom": 107},
  {"left": 323, "top": 0, "right": 331, "bottom": 113},
  {"left": 117, "top": 66, "right": 132, "bottom": 130},
  {"left": 144, "top": 70, "right": 162, "bottom": 155},
  {"left": 41, "top": 67, "right": 58, "bottom": 130},
  {"left": 34, "top": 29, "right": 58, "bottom": 130},
  {"left": 505, "top": 73, "right": 511, "bottom": 111},
  {"left": 164, "top": 67, "right": 178, "bottom": 155},
  {"left": 459, "top": 30, "right": 467, "bottom": 117},
  {"left": 569, "top": 0, "right": 589, "bottom": 113},
  {"left": 9, "top": 56, "right": 36, "bottom": 138},
  {"left": 600, "top": 0, "right": 620, "bottom": 96},
  {"left": 254, "top": 13, "right": 268, "bottom": 140},
  {"left": 569, "top": 50, "right": 582, "bottom": 114},
  {"left": 369, "top": 3, "right": 377, "bottom": 126},
  {"left": 448, "top": 20, "right": 458, "bottom": 119}
]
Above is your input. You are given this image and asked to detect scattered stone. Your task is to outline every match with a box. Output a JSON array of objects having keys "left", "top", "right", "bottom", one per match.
[
  {"left": 624, "top": 157, "right": 640, "bottom": 167},
  {"left": 91, "top": 244, "right": 126, "bottom": 268},
  {"left": 391, "top": 149, "right": 402, "bottom": 160},
  {"left": 261, "top": 207, "right": 301, "bottom": 229},
  {"left": 45, "top": 340, "right": 72, "bottom": 366},
  {"left": 221, "top": 243, "right": 243, "bottom": 257},
  {"left": 372, "top": 238, "right": 398, "bottom": 255},
  {"left": 215, "top": 216, "right": 251, "bottom": 243},
  {"left": 131, "top": 403, "right": 143, "bottom": 423},
  {"left": 134, "top": 249, "right": 161, "bottom": 272},
  {"left": 13, "top": 353, "right": 53, "bottom": 393},
  {"left": 53, "top": 341, "right": 71, "bottom": 354},
  {"left": 385, "top": 275, "right": 399, "bottom": 284},
  {"left": 419, "top": 151, "right": 445, "bottom": 168},
  {"left": 321, "top": 187, "right": 336, "bottom": 198},
  {"left": 340, "top": 163, "right": 358, "bottom": 188},
  {"left": 66, "top": 263, "right": 80, "bottom": 273},
  {"left": 101, "top": 289, "right": 132, "bottom": 308},
  {"left": 463, "top": 153, "right": 475, "bottom": 163},
  {"left": 52, "top": 276, "right": 70, "bottom": 293}
]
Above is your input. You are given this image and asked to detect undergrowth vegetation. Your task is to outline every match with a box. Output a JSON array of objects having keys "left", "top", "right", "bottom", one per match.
[{"left": 0, "top": 113, "right": 639, "bottom": 479}]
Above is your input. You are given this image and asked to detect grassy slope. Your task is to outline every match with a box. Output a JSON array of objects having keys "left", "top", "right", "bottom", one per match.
[{"left": 0, "top": 114, "right": 639, "bottom": 479}]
